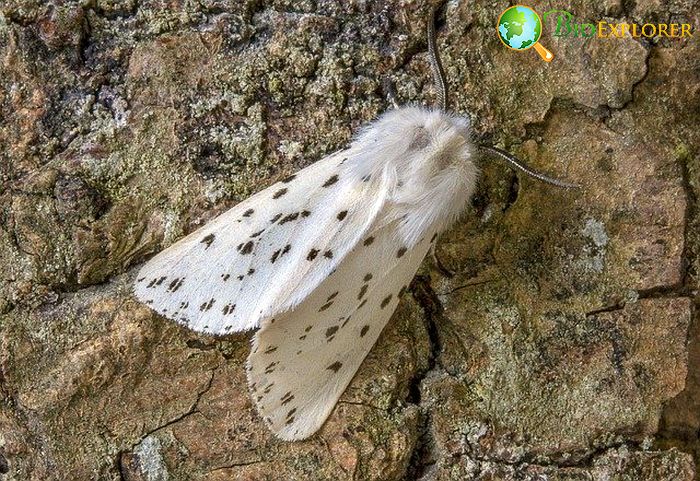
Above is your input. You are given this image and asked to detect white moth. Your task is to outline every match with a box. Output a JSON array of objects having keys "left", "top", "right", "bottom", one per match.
[{"left": 133, "top": 10, "right": 577, "bottom": 440}]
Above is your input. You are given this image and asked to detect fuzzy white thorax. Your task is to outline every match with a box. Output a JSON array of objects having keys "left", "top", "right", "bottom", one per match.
[{"left": 345, "top": 106, "right": 479, "bottom": 247}]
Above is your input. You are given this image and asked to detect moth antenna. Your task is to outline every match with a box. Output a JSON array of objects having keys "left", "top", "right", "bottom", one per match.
[
  {"left": 477, "top": 145, "right": 580, "bottom": 189},
  {"left": 427, "top": 7, "right": 448, "bottom": 110}
]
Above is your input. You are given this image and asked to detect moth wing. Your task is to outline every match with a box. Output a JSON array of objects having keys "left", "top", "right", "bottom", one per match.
[
  {"left": 134, "top": 150, "right": 389, "bottom": 334},
  {"left": 247, "top": 223, "right": 435, "bottom": 440}
]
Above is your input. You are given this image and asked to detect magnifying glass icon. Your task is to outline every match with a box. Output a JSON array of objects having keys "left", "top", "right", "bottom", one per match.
[{"left": 497, "top": 5, "right": 554, "bottom": 62}]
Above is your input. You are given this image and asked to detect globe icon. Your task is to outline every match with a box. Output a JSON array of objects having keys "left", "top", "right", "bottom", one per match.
[
  {"left": 497, "top": 5, "right": 553, "bottom": 61},
  {"left": 497, "top": 5, "right": 542, "bottom": 50}
]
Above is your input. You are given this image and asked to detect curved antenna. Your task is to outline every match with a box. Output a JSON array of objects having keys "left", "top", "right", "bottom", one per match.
[
  {"left": 477, "top": 145, "right": 580, "bottom": 189},
  {"left": 427, "top": 7, "right": 448, "bottom": 110}
]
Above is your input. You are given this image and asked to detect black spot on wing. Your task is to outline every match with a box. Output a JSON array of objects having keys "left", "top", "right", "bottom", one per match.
[
  {"left": 337, "top": 210, "right": 348, "bottom": 221},
  {"left": 360, "top": 325, "right": 370, "bottom": 337},
  {"left": 167, "top": 278, "right": 184, "bottom": 292},
  {"left": 357, "top": 284, "right": 368, "bottom": 300},
  {"left": 397, "top": 247, "right": 407, "bottom": 258},
  {"left": 363, "top": 273, "right": 373, "bottom": 282},
  {"left": 327, "top": 291, "right": 339, "bottom": 301},
  {"left": 430, "top": 233, "right": 438, "bottom": 243},
  {"left": 279, "top": 212, "right": 299, "bottom": 224},
  {"left": 282, "top": 174, "right": 296, "bottom": 183},
  {"left": 273, "top": 188, "right": 288, "bottom": 199},
  {"left": 240, "top": 241, "right": 254, "bottom": 255},
  {"left": 325, "top": 326, "right": 339, "bottom": 338},
  {"left": 319, "top": 301, "right": 333, "bottom": 312},
  {"left": 307, "top": 249, "right": 319, "bottom": 261},
  {"left": 327, "top": 361, "right": 342, "bottom": 373},
  {"left": 200, "top": 298, "right": 215, "bottom": 311},
  {"left": 301, "top": 210, "right": 311, "bottom": 217},
  {"left": 270, "top": 213, "right": 283, "bottom": 223},
  {"left": 323, "top": 175, "right": 339, "bottom": 187},
  {"left": 323, "top": 250, "right": 333, "bottom": 259},
  {"left": 380, "top": 294, "right": 393, "bottom": 309},
  {"left": 363, "top": 237, "right": 375, "bottom": 246},
  {"left": 243, "top": 208, "right": 254, "bottom": 217},
  {"left": 200, "top": 234, "right": 215, "bottom": 248}
]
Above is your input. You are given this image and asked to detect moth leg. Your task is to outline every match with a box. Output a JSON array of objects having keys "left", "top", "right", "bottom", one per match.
[{"left": 430, "top": 242, "right": 454, "bottom": 278}]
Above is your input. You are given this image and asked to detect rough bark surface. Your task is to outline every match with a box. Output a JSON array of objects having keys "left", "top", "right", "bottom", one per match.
[{"left": 0, "top": 0, "right": 698, "bottom": 480}]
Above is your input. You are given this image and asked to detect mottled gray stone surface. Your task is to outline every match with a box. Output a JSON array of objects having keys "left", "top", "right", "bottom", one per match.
[{"left": 0, "top": 1, "right": 697, "bottom": 480}]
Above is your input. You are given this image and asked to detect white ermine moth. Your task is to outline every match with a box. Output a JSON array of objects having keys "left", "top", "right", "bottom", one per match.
[{"left": 133, "top": 8, "right": 577, "bottom": 440}]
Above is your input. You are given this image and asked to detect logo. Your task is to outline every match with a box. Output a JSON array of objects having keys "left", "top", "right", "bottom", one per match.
[
  {"left": 497, "top": 5, "right": 554, "bottom": 62},
  {"left": 497, "top": 5, "right": 693, "bottom": 62},
  {"left": 543, "top": 10, "right": 694, "bottom": 39}
]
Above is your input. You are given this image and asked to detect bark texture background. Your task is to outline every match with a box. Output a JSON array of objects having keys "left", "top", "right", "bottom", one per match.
[{"left": 0, "top": 0, "right": 698, "bottom": 480}]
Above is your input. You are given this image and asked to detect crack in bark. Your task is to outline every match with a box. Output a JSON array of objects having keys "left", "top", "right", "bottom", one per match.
[
  {"left": 653, "top": 116, "right": 700, "bottom": 470},
  {"left": 404, "top": 274, "right": 444, "bottom": 480},
  {"left": 127, "top": 367, "right": 216, "bottom": 452},
  {"left": 208, "top": 458, "right": 264, "bottom": 473},
  {"left": 118, "top": 367, "right": 217, "bottom": 480},
  {"left": 585, "top": 301, "right": 626, "bottom": 316},
  {"left": 408, "top": 275, "right": 443, "bottom": 402},
  {"left": 609, "top": 40, "right": 653, "bottom": 112},
  {"left": 675, "top": 144, "right": 698, "bottom": 291},
  {"left": 585, "top": 286, "right": 691, "bottom": 317}
]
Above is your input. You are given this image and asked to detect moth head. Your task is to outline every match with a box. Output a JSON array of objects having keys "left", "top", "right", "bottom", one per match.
[
  {"left": 423, "top": 7, "right": 579, "bottom": 189},
  {"left": 393, "top": 109, "right": 476, "bottom": 192}
]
